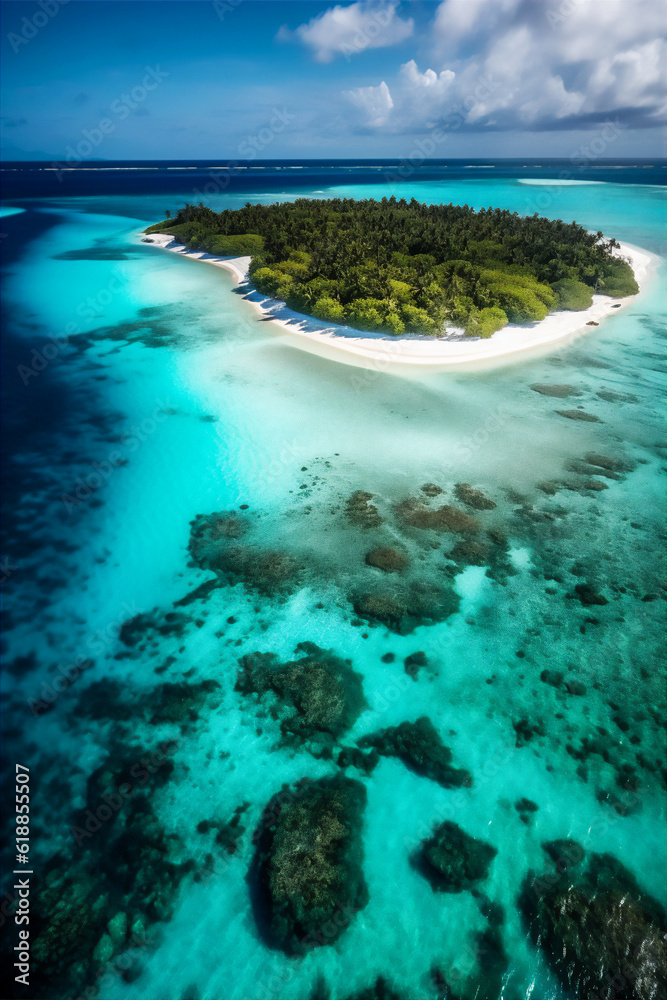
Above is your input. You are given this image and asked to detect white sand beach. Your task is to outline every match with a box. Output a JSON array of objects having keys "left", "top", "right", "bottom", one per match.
[{"left": 142, "top": 231, "right": 657, "bottom": 373}]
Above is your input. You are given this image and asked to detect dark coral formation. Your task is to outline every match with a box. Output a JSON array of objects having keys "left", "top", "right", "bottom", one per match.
[
  {"left": 581, "top": 478, "right": 608, "bottom": 491},
  {"left": 119, "top": 610, "right": 190, "bottom": 648},
  {"left": 418, "top": 820, "right": 497, "bottom": 892},
  {"left": 404, "top": 650, "right": 428, "bottom": 680},
  {"left": 251, "top": 776, "right": 369, "bottom": 955},
  {"left": 449, "top": 539, "right": 491, "bottom": 566},
  {"left": 473, "top": 923, "right": 509, "bottom": 998},
  {"left": 188, "top": 511, "right": 249, "bottom": 560},
  {"left": 447, "top": 528, "right": 515, "bottom": 583},
  {"left": 149, "top": 679, "right": 222, "bottom": 724},
  {"left": 420, "top": 483, "right": 443, "bottom": 497},
  {"left": 515, "top": 798, "right": 539, "bottom": 825},
  {"left": 25, "top": 743, "right": 190, "bottom": 999},
  {"left": 352, "top": 582, "right": 459, "bottom": 634},
  {"left": 345, "top": 977, "right": 403, "bottom": 999},
  {"left": 189, "top": 511, "right": 300, "bottom": 595},
  {"left": 556, "top": 409, "right": 602, "bottom": 422},
  {"left": 358, "top": 717, "right": 472, "bottom": 788},
  {"left": 212, "top": 545, "right": 302, "bottom": 596},
  {"left": 197, "top": 802, "right": 250, "bottom": 855},
  {"left": 396, "top": 498, "right": 480, "bottom": 534},
  {"left": 530, "top": 383, "right": 582, "bottom": 397},
  {"left": 337, "top": 746, "right": 380, "bottom": 775},
  {"left": 453, "top": 483, "right": 497, "bottom": 511},
  {"left": 521, "top": 851, "right": 667, "bottom": 1000},
  {"left": 596, "top": 389, "right": 638, "bottom": 403},
  {"left": 236, "top": 642, "right": 366, "bottom": 743},
  {"left": 585, "top": 452, "right": 636, "bottom": 474},
  {"left": 567, "top": 459, "right": 621, "bottom": 481},
  {"left": 75, "top": 677, "right": 221, "bottom": 729},
  {"left": 541, "top": 838, "right": 585, "bottom": 871},
  {"left": 573, "top": 582, "right": 609, "bottom": 606},
  {"left": 365, "top": 546, "right": 410, "bottom": 573},
  {"left": 512, "top": 717, "right": 546, "bottom": 747},
  {"left": 346, "top": 490, "right": 383, "bottom": 528}
]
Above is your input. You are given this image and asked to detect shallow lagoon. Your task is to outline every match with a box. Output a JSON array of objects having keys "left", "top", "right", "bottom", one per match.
[{"left": 1, "top": 167, "right": 666, "bottom": 1000}]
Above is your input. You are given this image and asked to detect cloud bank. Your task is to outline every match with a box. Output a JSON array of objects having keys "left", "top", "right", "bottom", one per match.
[
  {"left": 344, "top": 0, "right": 667, "bottom": 133},
  {"left": 278, "top": 1, "right": 413, "bottom": 63}
]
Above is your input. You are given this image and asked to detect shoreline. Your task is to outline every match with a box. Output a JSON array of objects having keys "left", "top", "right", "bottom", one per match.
[{"left": 141, "top": 232, "right": 658, "bottom": 372}]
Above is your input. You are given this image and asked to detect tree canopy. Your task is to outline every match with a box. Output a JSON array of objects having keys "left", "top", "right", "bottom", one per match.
[{"left": 146, "top": 197, "right": 637, "bottom": 338}]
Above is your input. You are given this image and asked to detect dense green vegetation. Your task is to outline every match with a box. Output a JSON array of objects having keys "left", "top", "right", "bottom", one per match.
[{"left": 146, "top": 198, "right": 638, "bottom": 337}]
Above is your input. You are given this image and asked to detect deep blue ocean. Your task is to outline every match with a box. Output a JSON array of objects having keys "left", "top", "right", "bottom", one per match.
[{"left": 1, "top": 159, "right": 666, "bottom": 1000}]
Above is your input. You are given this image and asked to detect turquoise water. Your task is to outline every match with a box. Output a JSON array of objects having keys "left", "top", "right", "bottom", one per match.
[{"left": 1, "top": 172, "right": 666, "bottom": 1000}]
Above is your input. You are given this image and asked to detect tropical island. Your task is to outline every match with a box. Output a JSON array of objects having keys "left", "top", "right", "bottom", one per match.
[{"left": 145, "top": 197, "right": 639, "bottom": 340}]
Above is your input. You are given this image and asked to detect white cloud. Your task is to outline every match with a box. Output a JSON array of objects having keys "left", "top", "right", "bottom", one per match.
[
  {"left": 400, "top": 60, "right": 455, "bottom": 97},
  {"left": 432, "top": 0, "right": 522, "bottom": 55},
  {"left": 281, "top": 1, "right": 414, "bottom": 63},
  {"left": 345, "top": 80, "right": 394, "bottom": 126},
  {"left": 585, "top": 38, "right": 667, "bottom": 121},
  {"left": 397, "top": 60, "right": 456, "bottom": 125},
  {"left": 343, "top": 0, "right": 667, "bottom": 132}
]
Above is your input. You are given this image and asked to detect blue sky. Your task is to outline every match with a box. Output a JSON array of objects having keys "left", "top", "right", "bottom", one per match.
[{"left": 1, "top": 0, "right": 666, "bottom": 160}]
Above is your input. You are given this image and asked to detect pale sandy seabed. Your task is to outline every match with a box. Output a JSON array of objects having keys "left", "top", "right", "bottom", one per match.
[{"left": 142, "top": 232, "right": 657, "bottom": 374}]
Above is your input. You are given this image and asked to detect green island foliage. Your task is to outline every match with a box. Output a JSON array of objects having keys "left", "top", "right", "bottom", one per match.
[{"left": 145, "top": 197, "right": 638, "bottom": 338}]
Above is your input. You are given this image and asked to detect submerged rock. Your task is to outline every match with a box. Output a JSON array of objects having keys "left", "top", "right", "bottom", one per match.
[
  {"left": 596, "top": 787, "right": 643, "bottom": 817},
  {"left": 567, "top": 458, "right": 622, "bottom": 480},
  {"left": 584, "top": 452, "right": 636, "bottom": 473},
  {"left": 513, "top": 717, "right": 546, "bottom": 747},
  {"left": 396, "top": 498, "right": 480, "bottom": 534},
  {"left": 345, "top": 977, "right": 403, "bottom": 1000},
  {"left": 538, "top": 480, "right": 561, "bottom": 496},
  {"left": 358, "top": 716, "right": 472, "bottom": 788},
  {"left": 236, "top": 642, "right": 366, "bottom": 742},
  {"left": 521, "top": 852, "right": 666, "bottom": 1000},
  {"left": 471, "top": 924, "right": 509, "bottom": 999},
  {"left": 421, "top": 483, "right": 443, "bottom": 497},
  {"left": 573, "top": 582, "right": 609, "bottom": 606},
  {"left": 581, "top": 478, "right": 609, "bottom": 491},
  {"left": 418, "top": 820, "right": 497, "bottom": 892},
  {"left": 404, "top": 650, "right": 428, "bottom": 680},
  {"left": 540, "top": 669, "right": 565, "bottom": 689},
  {"left": 541, "top": 839, "right": 585, "bottom": 871},
  {"left": 531, "top": 384, "right": 582, "bottom": 397},
  {"left": 453, "top": 483, "right": 497, "bottom": 511},
  {"left": 251, "top": 776, "right": 369, "bottom": 954},
  {"left": 365, "top": 546, "right": 410, "bottom": 573},
  {"left": 515, "top": 798, "right": 539, "bottom": 814},
  {"left": 556, "top": 409, "right": 602, "bottom": 422},
  {"left": 515, "top": 798, "right": 539, "bottom": 824},
  {"left": 596, "top": 389, "right": 638, "bottom": 403},
  {"left": 346, "top": 490, "right": 383, "bottom": 528}
]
